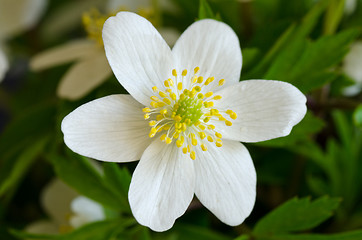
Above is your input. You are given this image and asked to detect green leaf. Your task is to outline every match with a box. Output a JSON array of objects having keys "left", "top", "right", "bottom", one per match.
[
  {"left": 353, "top": 105, "right": 362, "bottom": 127},
  {"left": 198, "top": 0, "right": 220, "bottom": 20},
  {"left": 255, "top": 229, "right": 362, "bottom": 240},
  {"left": 102, "top": 163, "right": 132, "bottom": 211},
  {"left": 173, "top": 224, "right": 233, "bottom": 240},
  {"left": 50, "top": 153, "right": 125, "bottom": 211},
  {"left": 0, "top": 137, "right": 48, "bottom": 197},
  {"left": 253, "top": 196, "right": 340, "bottom": 234},
  {"left": 11, "top": 219, "right": 135, "bottom": 240}
]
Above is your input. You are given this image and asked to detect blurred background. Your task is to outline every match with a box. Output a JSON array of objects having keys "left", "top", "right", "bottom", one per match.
[{"left": 0, "top": 0, "right": 361, "bottom": 239}]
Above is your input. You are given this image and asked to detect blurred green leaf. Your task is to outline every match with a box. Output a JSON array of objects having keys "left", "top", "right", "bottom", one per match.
[
  {"left": 102, "top": 163, "right": 132, "bottom": 211},
  {"left": 0, "top": 137, "right": 48, "bottom": 197},
  {"left": 11, "top": 219, "right": 135, "bottom": 240},
  {"left": 198, "top": 0, "right": 220, "bottom": 20},
  {"left": 254, "top": 229, "right": 362, "bottom": 240},
  {"left": 254, "top": 196, "right": 340, "bottom": 234},
  {"left": 50, "top": 153, "right": 125, "bottom": 211},
  {"left": 353, "top": 105, "right": 362, "bottom": 127},
  {"left": 173, "top": 224, "right": 232, "bottom": 240}
]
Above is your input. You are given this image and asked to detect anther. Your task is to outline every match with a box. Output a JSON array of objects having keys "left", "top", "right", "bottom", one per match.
[
  {"left": 194, "top": 67, "right": 200, "bottom": 74},
  {"left": 172, "top": 69, "right": 177, "bottom": 76},
  {"left": 182, "top": 69, "right": 187, "bottom": 76}
]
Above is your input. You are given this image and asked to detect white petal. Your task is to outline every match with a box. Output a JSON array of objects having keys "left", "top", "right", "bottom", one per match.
[
  {"left": 57, "top": 51, "right": 112, "bottom": 100},
  {"left": 0, "top": 48, "right": 8, "bottom": 82},
  {"left": 194, "top": 140, "right": 256, "bottom": 226},
  {"left": 343, "top": 41, "right": 362, "bottom": 84},
  {"left": 103, "top": 11, "right": 173, "bottom": 106},
  {"left": 213, "top": 80, "right": 307, "bottom": 142},
  {"left": 61, "top": 94, "right": 152, "bottom": 162},
  {"left": 30, "top": 40, "right": 97, "bottom": 71},
  {"left": 41, "top": 179, "right": 78, "bottom": 225},
  {"left": 25, "top": 220, "right": 59, "bottom": 235},
  {"left": 129, "top": 139, "right": 195, "bottom": 232},
  {"left": 69, "top": 196, "right": 105, "bottom": 228},
  {"left": 0, "top": 0, "right": 46, "bottom": 39},
  {"left": 172, "top": 19, "right": 242, "bottom": 91}
]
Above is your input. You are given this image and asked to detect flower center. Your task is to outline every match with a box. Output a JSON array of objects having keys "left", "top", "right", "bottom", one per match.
[
  {"left": 82, "top": 8, "right": 157, "bottom": 47},
  {"left": 143, "top": 67, "right": 237, "bottom": 160}
]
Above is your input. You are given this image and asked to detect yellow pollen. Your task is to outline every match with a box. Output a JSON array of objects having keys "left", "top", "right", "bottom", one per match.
[
  {"left": 143, "top": 67, "right": 237, "bottom": 160},
  {"left": 177, "top": 82, "right": 183, "bottom": 91},
  {"left": 216, "top": 139, "right": 223, "bottom": 147},
  {"left": 190, "top": 151, "right": 196, "bottom": 160}
]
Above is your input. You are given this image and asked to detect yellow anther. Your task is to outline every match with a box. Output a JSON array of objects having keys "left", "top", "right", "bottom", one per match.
[
  {"left": 170, "top": 93, "right": 177, "bottom": 100},
  {"left": 156, "top": 102, "right": 166, "bottom": 107},
  {"left": 225, "top": 120, "right": 233, "bottom": 126},
  {"left": 192, "top": 138, "right": 197, "bottom": 146},
  {"left": 189, "top": 90, "right": 196, "bottom": 98},
  {"left": 199, "top": 124, "right": 206, "bottom": 130},
  {"left": 226, "top": 110, "right": 233, "bottom": 114},
  {"left": 183, "top": 89, "right": 189, "bottom": 95},
  {"left": 142, "top": 107, "right": 151, "bottom": 113},
  {"left": 144, "top": 114, "right": 150, "bottom": 119},
  {"left": 164, "top": 80, "right": 170, "bottom": 87},
  {"left": 176, "top": 139, "right": 183, "bottom": 148},
  {"left": 163, "top": 125, "right": 171, "bottom": 130},
  {"left": 208, "top": 125, "right": 215, "bottom": 130},
  {"left": 182, "top": 147, "right": 188, "bottom": 154},
  {"left": 203, "top": 102, "right": 209, "bottom": 108},
  {"left": 152, "top": 86, "right": 158, "bottom": 92},
  {"left": 199, "top": 132, "right": 206, "bottom": 139},
  {"left": 219, "top": 116, "right": 226, "bottom": 121},
  {"left": 160, "top": 134, "right": 167, "bottom": 141},
  {"left": 149, "top": 121, "right": 156, "bottom": 126},
  {"left": 172, "top": 69, "right": 177, "bottom": 76},
  {"left": 156, "top": 114, "right": 163, "bottom": 121},
  {"left": 215, "top": 132, "right": 222, "bottom": 138},
  {"left": 165, "top": 137, "right": 172, "bottom": 144},
  {"left": 169, "top": 79, "right": 174, "bottom": 86},
  {"left": 210, "top": 109, "right": 218, "bottom": 115},
  {"left": 205, "top": 92, "right": 213, "bottom": 98},
  {"left": 205, "top": 77, "right": 214, "bottom": 85},
  {"left": 190, "top": 151, "right": 196, "bottom": 160},
  {"left": 159, "top": 91, "right": 167, "bottom": 98},
  {"left": 166, "top": 88, "right": 172, "bottom": 93},
  {"left": 207, "top": 136, "right": 214, "bottom": 142},
  {"left": 201, "top": 144, "right": 208, "bottom": 151},
  {"left": 216, "top": 139, "right": 223, "bottom": 147},
  {"left": 182, "top": 123, "right": 187, "bottom": 131},
  {"left": 163, "top": 98, "right": 171, "bottom": 105},
  {"left": 218, "top": 79, "right": 225, "bottom": 86},
  {"left": 208, "top": 101, "right": 214, "bottom": 107},
  {"left": 182, "top": 69, "right": 187, "bottom": 76},
  {"left": 151, "top": 96, "right": 159, "bottom": 101},
  {"left": 194, "top": 86, "right": 201, "bottom": 92},
  {"left": 173, "top": 132, "right": 180, "bottom": 139},
  {"left": 197, "top": 76, "right": 203, "bottom": 84},
  {"left": 150, "top": 101, "right": 157, "bottom": 108},
  {"left": 213, "top": 95, "right": 222, "bottom": 100},
  {"left": 194, "top": 67, "right": 200, "bottom": 74},
  {"left": 197, "top": 93, "right": 204, "bottom": 99},
  {"left": 174, "top": 115, "right": 182, "bottom": 122},
  {"left": 230, "top": 112, "right": 238, "bottom": 119},
  {"left": 160, "top": 109, "right": 167, "bottom": 115},
  {"left": 157, "top": 126, "right": 163, "bottom": 132},
  {"left": 192, "top": 76, "right": 198, "bottom": 83},
  {"left": 185, "top": 119, "right": 191, "bottom": 125},
  {"left": 177, "top": 82, "right": 183, "bottom": 91},
  {"left": 149, "top": 127, "right": 157, "bottom": 137}
]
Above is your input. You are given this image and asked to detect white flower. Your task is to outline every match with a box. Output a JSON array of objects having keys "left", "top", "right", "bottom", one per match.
[
  {"left": 0, "top": 0, "right": 46, "bottom": 82},
  {"left": 26, "top": 179, "right": 105, "bottom": 234},
  {"left": 30, "top": 0, "right": 179, "bottom": 100},
  {"left": 61, "top": 12, "right": 307, "bottom": 232},
  {"left": 0, "top": 48, "right": 8, "bottom": 82},
  {"left": 342, "top": 41, "right": 362, "bottom": 96}
]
